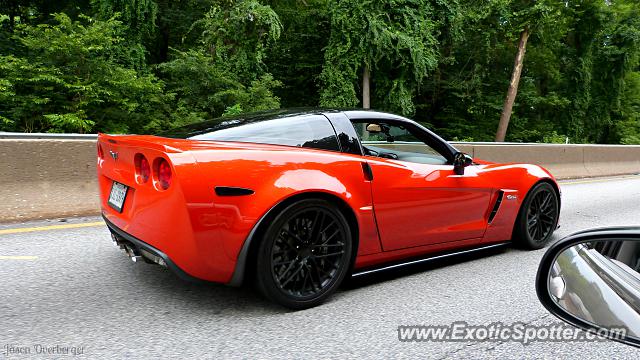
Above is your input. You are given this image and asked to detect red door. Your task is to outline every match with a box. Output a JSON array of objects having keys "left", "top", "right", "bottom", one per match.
[{"left": 368, "top": 158, "right": 493, "bottom": 251}]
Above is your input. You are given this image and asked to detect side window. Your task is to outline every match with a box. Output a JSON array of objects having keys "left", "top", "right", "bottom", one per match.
[
  {"left": 353, "top": 121, "right": 448, "bottom": 165},
  {"left": 190, "top": 115, "right": 340, "bottom": 152}
]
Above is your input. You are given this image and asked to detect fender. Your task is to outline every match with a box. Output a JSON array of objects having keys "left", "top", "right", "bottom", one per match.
[
  {"left": 188, "top": 149, "right": 381, "bottom": 285},
  {"left": 478, "top": 163, "right": 560, "bottom": 243}
]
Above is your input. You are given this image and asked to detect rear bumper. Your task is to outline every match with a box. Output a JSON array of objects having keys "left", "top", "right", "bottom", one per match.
[{"left": 103, "top": 215, "right": 204, "bottom": 284}]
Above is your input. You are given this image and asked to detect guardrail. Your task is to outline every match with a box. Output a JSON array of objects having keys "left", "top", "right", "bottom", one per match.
[{"left": 1, "top": 133, "right": 639, "bottom": 222}]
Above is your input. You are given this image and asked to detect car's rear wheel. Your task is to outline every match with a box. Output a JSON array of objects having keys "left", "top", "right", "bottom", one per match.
[
  {"left": 514, "top": 182, "right": 559, "bottom": 249},
  {"left": 255, "top": 199, "right": 353, "bottom": 309}
]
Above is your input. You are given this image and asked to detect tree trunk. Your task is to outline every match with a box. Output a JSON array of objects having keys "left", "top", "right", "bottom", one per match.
[
  {"left": 362, "top": 65, "right": 371, "bottom": 109},
  {"left": 495, "top": 27, "right": 530, "bottom": 142},
  {"left": 158, "top": 26, "right": 170, "bottom": 63}
]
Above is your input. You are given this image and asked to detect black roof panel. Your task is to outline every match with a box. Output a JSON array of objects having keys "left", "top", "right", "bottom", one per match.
[{"left": 158, "top": 108, "right": 413, "bottom": 139}]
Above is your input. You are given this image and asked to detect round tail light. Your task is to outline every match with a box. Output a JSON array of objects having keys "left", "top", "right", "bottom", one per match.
[
  {"left": 155, "top": 158, "right": 172, "bottom": 190},
  {"left": 135, "top": 154, "right": 151, "bottom": 183}
]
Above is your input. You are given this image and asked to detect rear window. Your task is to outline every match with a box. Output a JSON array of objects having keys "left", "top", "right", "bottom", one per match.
[{"left": 162, "top": 114, "right": 340, "bottom": 152}]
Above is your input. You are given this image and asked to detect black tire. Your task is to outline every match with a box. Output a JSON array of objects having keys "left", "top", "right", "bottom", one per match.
[
  {"left": 255, "top": 199, "right": 353, "bottom": 310},
  {"left": 513, "top": 182, "right": 560, "bottom": 250}
]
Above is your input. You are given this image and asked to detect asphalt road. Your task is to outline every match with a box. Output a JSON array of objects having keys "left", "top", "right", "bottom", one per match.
[{"left": 2, "top": 176, "right": 640, "bottom": 359}]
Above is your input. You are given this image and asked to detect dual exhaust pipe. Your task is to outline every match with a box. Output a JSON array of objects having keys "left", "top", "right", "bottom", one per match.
[
  {"left": 125, "top": 244, "right": 143, "bottom": 263},
  {"left": 111, "top": 233, "right": 166, "bottom": 267}
]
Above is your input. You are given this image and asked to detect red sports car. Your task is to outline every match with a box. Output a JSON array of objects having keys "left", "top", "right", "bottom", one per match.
[{"left": 98, "top": 109, "right": 560, "bottom": 309}]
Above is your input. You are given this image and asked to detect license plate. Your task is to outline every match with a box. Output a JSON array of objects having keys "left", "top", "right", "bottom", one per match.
[{"left": 108, "top": 181, "right": 128, "bottom": 213}]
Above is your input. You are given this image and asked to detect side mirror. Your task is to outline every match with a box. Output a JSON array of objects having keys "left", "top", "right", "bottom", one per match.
[
  {"left": 366, "top": 123, "right": 382, "bottom": 133},
  {"left": 536, "top": 227, "right": 640, "bottom": 348},
  {"left": 453, "top": 152, "right": 473, "bottom": 175}
]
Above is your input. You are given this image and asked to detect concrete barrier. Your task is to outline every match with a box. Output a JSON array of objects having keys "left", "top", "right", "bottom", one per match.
[
  {"left": 0, "top": 137, "right": 99, "bottom": 223},
  {"left": 582, "top": 145, "right": 640, "bottom": 178},
  {"left": 465, "top": 144, "right": 588, "bottom": 179},
  {"left": 458, "top": 143, "right": 640, "bottom": 179},
  {"left": 1, "top": 133, "right": 640, "bottom": 222}
]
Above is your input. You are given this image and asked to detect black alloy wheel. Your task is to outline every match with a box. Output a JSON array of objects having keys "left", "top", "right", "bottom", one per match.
[
  {"left": 527, "top": 190, "right": 557, "bottom": 242},
  {"left": 514, "top": 182, "right": 560, "bottom": 249},
  {"left": 256, "top": 199, "right": 353, "bottom": 309}
]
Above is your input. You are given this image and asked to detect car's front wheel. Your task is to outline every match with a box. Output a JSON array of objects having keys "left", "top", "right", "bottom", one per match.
[
  {"left": 514, "top": 182, "right": 560, "bottom": 249},
  {"left": 255, "top": 199, "right": 353, "bottom": 309}
]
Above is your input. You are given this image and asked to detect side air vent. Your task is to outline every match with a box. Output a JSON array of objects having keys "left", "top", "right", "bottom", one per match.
[
  {"left": 488, "top": 190, "right": 504, "bottom": 224},
  {"left": 215, "top": 186, "right": 255, "bottom": 196}
]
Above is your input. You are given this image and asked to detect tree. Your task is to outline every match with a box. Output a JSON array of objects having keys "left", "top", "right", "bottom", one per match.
[
  {"left": 0, "top": 0, "right": 92, "bottom": 31},
  {"left": 157, "top": 49, "right": 281, "bottom": 123},
  {"left": 319, "top": 0, "right": 459, "bottom": 116},
  {"left": 157, "top": 0, "right": 283, "bottom": 121},
  {"left": 1, "top": 0, "right": 640, "bottom": 143},
  {"left": 90, "top": 0, "right": 158, "bottom": 70},
  {"left": 0, "top": 14, "right": 167, "bottom": 133},
  {"left": 91, "top": 0, "right": 157, "bottom": 42},
  {"left": 495, "top": 26, "right": 529, "bottom": 141},
  {"left": 264, "top": 0, "right": 331, "bottom": 107},
  {"left": 419, "top": 0, "right": 574, "bottom": 143},
  {"left": 193, "top": 0, "right": 282, "bottom": 83},
  {"left": 494, "top": 0, "right": 561, "bottom": 141},
  {"left": 148, "top": 0, "right": 217, "bottom": 64}
]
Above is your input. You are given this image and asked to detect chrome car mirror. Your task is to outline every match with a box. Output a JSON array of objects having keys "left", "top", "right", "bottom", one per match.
[{"left": 536, "top": 228, "right": 640, "bottom": 348}]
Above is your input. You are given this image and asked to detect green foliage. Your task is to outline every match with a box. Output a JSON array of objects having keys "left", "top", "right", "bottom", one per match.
[
  {"left": 616, "top": 71, "right": 640, "bottom": 144},
  {"left": 91, "top": 0, "right": 158, "bottom": 41},
  {"left": 44, "top": 113, "right": 95, "bottom": 133},
  {"left": 0, "top": 13, "right": 167, "bottom": 133},
  {"left": 542, "top": 131, "right": 568, "bottom": 144},
  {"left": 151, "top": 0, "right": 282, "bottom": 125},
  {"left": 418, "top": 0, "right": 640, "bottom": 144},
  {"left": 265, "top": 0, "right": 330, "bottom": 107},
  {"left": 223, "top": 104, "right": 245, "bottom": 117},
  {"left": 193, "top": 0, "right": 282, "bottom": 82},
  {"left": 148, "top": 0, "right": 218, "bottom": 63},
  {"left": 156, "top": 1, "right": 282, "bottom": 125},
  {"left": 90, "top": 0, "right": 158, "bottom": 69},
  {"left": 0, "top": 0, "right": 640, "bottom": 143},
  {"left": 320, "top": 0, "right": 458, "bottom": 116},
  {"left": 157, "top": 49, "right": 281, "bottom": 125}
]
